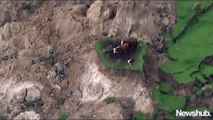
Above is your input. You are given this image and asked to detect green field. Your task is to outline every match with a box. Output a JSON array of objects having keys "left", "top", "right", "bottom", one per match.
[
  {"left": 153, "top": 83, "right": 186, "bottom": 112},
  {"left": 168, "top": 1, "right": 212, "bottom": 41},
  {"left": 95, "top": 37, "right": 147, "bottom": 71},
  {"left": 161, "top": 1, "right": 213, "bottom": 84}
]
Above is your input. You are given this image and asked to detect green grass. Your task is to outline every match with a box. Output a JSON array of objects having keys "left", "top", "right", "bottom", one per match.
[
  {"left": 133, "top": 111, "right": 147, "bottom": 120},
  {"left": 37, "top": 0, "right": 45, "bottom": 6},
  {"left": 170, "top": 1, "right": 212, "bottom": 40},
  {"left": 24, "top": 101, "right": 34, "bottom": 108},
  {"left": 153, "top": 88, "right": 186, "bottom": 112},
  {"left": 57, "top": 96, "right": 65, "bottom": 106},
  {"left": 95, "top": 37, "right": 147, "bottom": 71},
  {"left": 157, "top": 83, "right": 174, "bottom": 94},
  {"left": 58, "top": 113, "right": 67, "bottom": 120},
  {"left": 104, "top": 97, "right": 115, "bottom": 104},
  {"left": 161, "top": 1, "right": 213, "bottom": 84},
  {"left": 185, "top": 106, "right": 213, "bottom": 113}
]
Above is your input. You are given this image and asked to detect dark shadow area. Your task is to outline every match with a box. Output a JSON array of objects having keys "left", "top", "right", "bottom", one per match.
[{"left": 103, "top": 40, "right": 138, "bottom": 62}]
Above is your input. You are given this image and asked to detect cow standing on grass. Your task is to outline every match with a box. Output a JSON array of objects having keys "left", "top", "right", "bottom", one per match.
[
  {"left": 113, "top": 40, "right": 138, "bottom": 54},
  {"left": 127, "top": 58, "right": 136, "bottom": 66}
]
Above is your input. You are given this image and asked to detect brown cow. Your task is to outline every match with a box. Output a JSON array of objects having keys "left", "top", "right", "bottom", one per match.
[
  {"left": 113, "top": 40, "right": 138, "bottom": 54},
  {"left": 127, "top": 58, "right": 135, "bottom": 66},
  {"left": 113, "top": 43, "right": 129, "bottom": 54},
  {"left": 122, "top": 40, "right": 138, "bottom": 48}
]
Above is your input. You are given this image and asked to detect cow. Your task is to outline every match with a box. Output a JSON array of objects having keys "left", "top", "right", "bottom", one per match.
[
  {"left": 113, "top": 40, "right": 138, "bottom": 54},
  {"left": 113, "top": 43, "right": 130, "bottom": 54},
  {"left": 127, "top": 58, "right": 135, "bottom": 66},
  {"left": 122, "top": 40, "right": 138, "bottom": 48}
]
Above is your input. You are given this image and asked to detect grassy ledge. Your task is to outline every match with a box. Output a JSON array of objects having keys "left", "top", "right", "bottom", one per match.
[{"left": 95, "top": 37, "right": 147, "bottom": 72}]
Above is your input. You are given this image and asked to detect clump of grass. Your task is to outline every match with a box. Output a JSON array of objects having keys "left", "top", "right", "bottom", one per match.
[
  {"left": 58, "top": 113, "right": 68, "bottom": 120},
  {"left": 24, "top": 101, "right": 34, "bottom": 108},
  {"left": 95, "top": 37, "right": 147, "bottom": 71},
  {"left": 0, "top": 56, "right": 8, "bottom": 62},
  {"left": 57, "top": 96, "right": 65, "bottom": 106},
  {"left": 153, "top": 88, "right": 186, "bottom": 112},
  {"left": 37, "top": 0, "right": 45, "bottom": 6},
  {"left": 23, "top": 99, "right": 44, "bottom": 109},
  {"left": 23, "top": 3, "right": 32, "bottom": 11},
  {"left": 133, "top": 111, "right": 147, "bottom": 120},
  {"left": 104, "top": 97, "right": 115, "bottom": 104}
]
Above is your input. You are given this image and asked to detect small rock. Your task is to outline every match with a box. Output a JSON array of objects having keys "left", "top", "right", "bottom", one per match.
[
  {"left": 0, "top": 10, "right": 11, "bottom": 26},
  {"left": 25, "top": 87, "right": 41, "bottom": 102},
  {"left": 0, "top": 92, "right": 4, "bottom": 102},
  {"left": 2, "top": 23, "right": 12, "bottom": 40},
  {"left": 51, "top": 83, "right": 61, "bottom": 92},
  {"left": 14, "top": 88, "right": 27, "bottom": 103},
  {"left": 13, "top": 111, "right": 40, "bottom": 120},
  {"left": 54, "top": 62, "right": 69, "bottom": 79},
  {"left": 162, "top": 17, "right": 169, "bottom": 26}
]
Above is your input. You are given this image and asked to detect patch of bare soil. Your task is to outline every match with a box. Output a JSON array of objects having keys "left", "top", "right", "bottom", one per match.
[{"left": 0, "top": 0, "right": 175, "bottom": 119}]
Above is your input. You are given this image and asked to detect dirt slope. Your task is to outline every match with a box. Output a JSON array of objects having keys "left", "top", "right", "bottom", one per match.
[{"left": 0, "top": 0, "right": 175, "bottom": 119}]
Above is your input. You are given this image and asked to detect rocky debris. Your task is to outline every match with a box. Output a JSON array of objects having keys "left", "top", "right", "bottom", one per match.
[
  {"left": 93, "top": 103, "right": 123, "bottom": 119},
  {"left": 47, "top": 62, "right": 69, "bottom": 81},
  {"left": 14, "top": 85, "right": 41, "bottom": 103},
  {"left": 14, "top": 88, "right": 27, "bottom": 103},
  {"left": 0, "top": 1, "right": 176, "bottom": 119},
  {"left": 108, "top": 1, "right": 158, "bottom": 43},
  {"left": 1, "top": 23, "right": 12, "bottom": 41},
  {"left": 0, "top": 10, "right": 11, "bottom": 26},
  {"left": 0, "top": 92, "right": 4, "bottom": 102},
  {"left": 51, "top": 83, "right": 62, "bottom": 92},
  {"left": 54, "top": 62, "right": 69, "bottom": 78},
  {"left": 25, "top": 86, "right": 41, "bottom": 102},
  {"left": 134, "top": 96, "right": 154, "bottom": 115},
  {"left": 13, "top": 111, "right": 40, "bottom": 120},
  {"left": 72, "top": 4, "right": 88, "bottom": 16},
  {"left": 86, "top": 1, "right": 102, "bottom": 23}
]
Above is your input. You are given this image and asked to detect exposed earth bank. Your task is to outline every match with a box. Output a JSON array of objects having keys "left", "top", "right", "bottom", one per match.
[{"left": 0, "top": 0, "right": 175, "bottom": 119}]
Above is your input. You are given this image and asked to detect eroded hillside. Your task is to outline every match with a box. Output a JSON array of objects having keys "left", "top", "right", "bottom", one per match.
[{"left": 0, "top": 1, "right": 175, "bottom": 119}]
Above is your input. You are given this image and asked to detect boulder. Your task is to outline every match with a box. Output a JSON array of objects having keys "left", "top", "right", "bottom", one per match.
[
  {"left": 2, "top": 23, "right": 12, "bottom": 40},
  {"left": 13, "top": 111, "right": 40, "bottom": 120},
  {"left": 14, "top": 88, "right": 27, "bottom": 103},
  {"left": 25, "top": 86, "right": 41, "bottom": 102},
  {"left": 0, "top": 10, "right": 11, "bottom": 26},
  {"left": 14, "top": 86, "right": 41, "bottom": 102}
]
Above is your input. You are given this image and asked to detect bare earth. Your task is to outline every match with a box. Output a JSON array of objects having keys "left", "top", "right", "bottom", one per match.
[{"left": 0, "top": 1, "right": 175, "bottom": 119}]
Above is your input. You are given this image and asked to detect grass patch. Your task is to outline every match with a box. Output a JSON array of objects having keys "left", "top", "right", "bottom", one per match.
[
  {"left": 0, "top": 56, "right": 8, "bottom": 62},
  {"left": 104, "top": 97, "right": 115, "bottom": 104},
  {"left": 161, "top": 1, "right": 213, "bottom": 84},
  {"left": 185, "top": 106, "right": 213, "bottom": 113},
  {"left": 157, "top": 83, "right": 174, "bottom": 94},
  {"left": 23, "top": 3, "right": 32, "bottom": 11},
  {"left": 58, "top": 113, "right": 68, "bottom": 120},
  {"left": 57, "top": 96, "right": 65, "bottom": 106},
  {"left": 153, "top": 88, "right": 186, "bottom": 112},
  {"left": 133, "top": 111, "right": 147, "bottom": 120},
  {"left": 23, "top": 99, "right": 43, "bottom": 109},
  {"left": 24, "top": 101, "right": 34, "bottom": 108},
  {"left": 170, "top": 1, "right": 212, "bottom": 40},
  {"left": 37, "top": 0, "right": 45, "bottom": 6},
  {"left": 95, "top": 37, "right": 147, "bottom": 71}
]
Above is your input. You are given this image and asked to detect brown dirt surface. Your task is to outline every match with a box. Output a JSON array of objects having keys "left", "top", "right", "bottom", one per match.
[{"left": 0, "top": 0, "right": 175, "bottom": 119}]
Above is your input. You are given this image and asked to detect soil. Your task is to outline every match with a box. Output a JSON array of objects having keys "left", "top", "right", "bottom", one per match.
[{"left": 0, "top": 0, "right": 176, "bottom": 119}]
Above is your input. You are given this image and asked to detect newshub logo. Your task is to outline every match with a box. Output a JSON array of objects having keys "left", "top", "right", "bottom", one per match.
[{"left": 176, "top": 109, "right": 211, "bottom": 117}]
